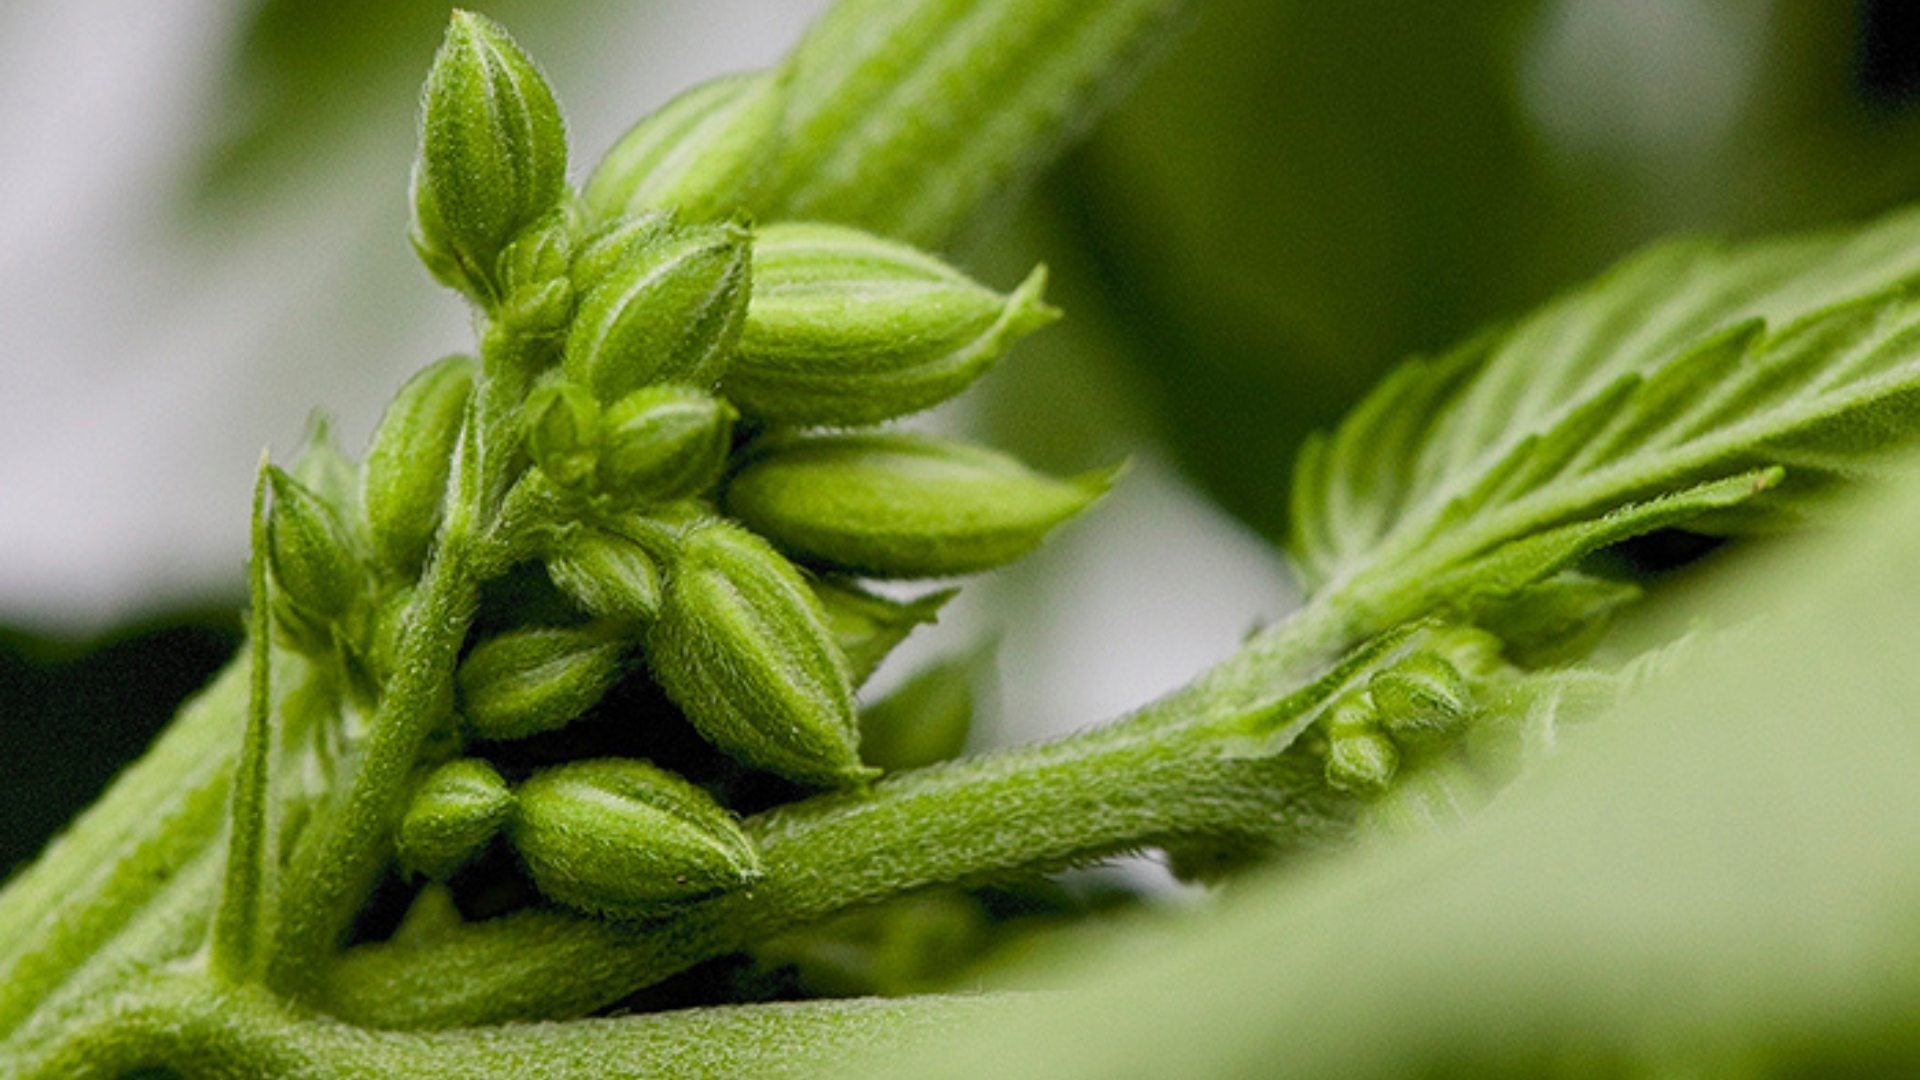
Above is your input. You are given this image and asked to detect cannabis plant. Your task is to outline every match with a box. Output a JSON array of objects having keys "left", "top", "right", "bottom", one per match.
[{"left": 5, "top": 2, "right": 1920, "bottom": 1076}]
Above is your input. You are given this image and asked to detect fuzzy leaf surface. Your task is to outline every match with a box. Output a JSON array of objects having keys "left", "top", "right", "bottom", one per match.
[{"left": 1289, "top": 207, "right": 1920, "bottom": 625}]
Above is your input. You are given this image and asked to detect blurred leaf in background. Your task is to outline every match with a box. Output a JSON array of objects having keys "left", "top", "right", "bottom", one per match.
[
  {"left": 979, "top": 0, "right": 1920, "bottom": 537},
  {"left": 849, "top": 466, "right": 1920, "bottom": 1078}
]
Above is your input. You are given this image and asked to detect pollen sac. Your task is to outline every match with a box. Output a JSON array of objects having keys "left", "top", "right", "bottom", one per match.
[
  {"left": 457, "top": 623, "right": 630, "bottom": 742},
  {"left": 810, "top": 578, "right": 955, "bottom": 687},
  {"left": 647, "top": 520, "right": 873, "bottom": 788},
  {"left": 523, "top": 379, "right": 601, "bottom": 490},
  {"left": 1325, "top": 729, "right": 1400, "bottom": 795},
  {"left": 721, "top": 223, "right": 1059, "bottom": 426},
  {"left": 545, "top": 524, "right": 664, "bottom": 624},
  {"left": 583, "top": 69, "right": 787, "bottom": 225},
  {"left": 508, "top": 757, "right": 762, "bottom": 919},
  {"left": 562, "top": 220, "right": 751, "bottom": 402},
  {"left": 411, "top": 11, "right": 569, "bottom": 305},
  {"left": 494, "top": 207, "right": 578, "bottom": 335},
  {"left": 396, "top": 758, "right": 513, "bottom": 882},
  {"left": 596, "top": 386, "right": 737, "bottom": 504},
  {"left": 360, "top": 354, "right": 476, "bottom": 577},
  {"left": 1369, "top": 653, "right": 1475, "bottom": 748},
  {"left": 266, "top": 467, "right": 363, "bottom": 621},
  {"left": 570, "top": 212, "right": 676, "bottom": 292},
  {"left": 723, "top": 432, "right": 1115, "bottom": 578}
]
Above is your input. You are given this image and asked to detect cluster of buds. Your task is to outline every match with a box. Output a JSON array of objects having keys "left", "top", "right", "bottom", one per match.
[
  {"left": 258, "top": 13, "right": 1108, "bottom": 922},
  {"left": 1314, "top": 628, "right": 1504, "bottom": 796}
]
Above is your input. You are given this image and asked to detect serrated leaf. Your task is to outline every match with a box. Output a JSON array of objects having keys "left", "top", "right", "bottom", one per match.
[{"left": 1290, "top": 208, "right": 1920, "bottom": 634}]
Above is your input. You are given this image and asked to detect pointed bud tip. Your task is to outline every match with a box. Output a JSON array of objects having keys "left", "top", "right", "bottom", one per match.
[{"left": 1009, "top": 264, "right": 1063, "bottom": 333}]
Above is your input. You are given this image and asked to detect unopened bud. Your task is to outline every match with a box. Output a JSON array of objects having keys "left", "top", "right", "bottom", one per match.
[
  {"left": 267, "top": 467, "right": 362, "bottom": 620},
  {"left": 597, "top": 386, "right": 736, "bottom": 504},
  {"left": 495, "top": 208, "right": 578, "bottom": 334},
  {"left": 360, "top": 354, "right": 476, "bottom": 576},
  {"left": 583, "top": 69, "right": 786, "bottom": 224},
  {"left": 648, "top": 520, "right": 871, "bottom": 787},
  {"left": 570, "top": 212, "right": 676, "bottom": 291},
  {"left": 1370, "top": 653, "right": 1474, "bottom": 747},
  {"left": 562, "top": 220, "right": 750, "bottom": 401},
  {"left": 546, "top": 524, "right": 664, "bottom": 623},
  {"left": 524, "top": 379, "right": 601, "bottom": 489},
  {"left": 411, "top": 11, "right": 569, "bottom": 304},
  {"left": 723, "top": 432, "right": 1115, "bottom": 578},
  {"left": 508, "top": 757, "right": 761, "bottom": 918},
  {"left": 723, "top": 224, "right": 1057, "bottom": 425},
  {"left": 1325, "top": 729, "right": 1400, "bottom": 795},
  {"left": 397, "top": 757, "right": 513, "bottom": 881},
  {"left": 457, "top": 623, "right": 630, "bottom": 741}
]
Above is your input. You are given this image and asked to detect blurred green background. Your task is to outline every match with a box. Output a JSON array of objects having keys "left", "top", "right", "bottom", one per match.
[{"left": 6, "top": 0, "right": 1920, "bottom": 889}]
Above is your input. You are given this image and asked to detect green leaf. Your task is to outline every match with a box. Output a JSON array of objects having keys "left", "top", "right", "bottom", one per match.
[
  {"left": 210, "top": 455, "right": 278, "bottom": 983},
  {"left": 1290, "top": 207, "right": 1920, "bottom": 633},
  {"left": 755, "top": 0, "right": 1185, "bottom": 247},
  {"left": 837, "top": 477, "right": 1920, "bottom": 1080},
  {"left": 859, "top": 652, "right": 979, "bottom": 773}
]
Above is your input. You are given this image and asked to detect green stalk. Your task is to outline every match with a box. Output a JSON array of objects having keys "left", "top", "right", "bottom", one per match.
[
  {"left": 0, "top": 657, "right": 246, "bottom": 1038},
  {"left": 8, "top": 970, "right": 991, "bottom": 1080},
  {"left": 263, "top": 320, "right": 545, "bottom": 996},
  {"left": 319, "top": 608, "right": 1362, "bottom": 1029}
]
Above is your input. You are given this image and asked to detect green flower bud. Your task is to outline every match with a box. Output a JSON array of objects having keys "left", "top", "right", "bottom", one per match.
[
  {"left": 1320, "top": 692, "right": 1377, "bottom": 738},
  {"left": 597, "top": 386, "right": 737, "bottom": 504},
  {"left": 570, "top": 212, "right": 676, "bottom": 291},
  {"left": 721, "top": 224, "right": 1058, "bottom": 425},
  {"left": 396, "top": 758, "right": 513, "bottom": 882},
  {"left": 457, "top": 623, "right": 630, "bottom": 741},
  {"left": 648, "top": 520, "right": 872, "bottom": 787},
  {"left": 291, "top": 414, "right": 359, "bottom": 525},
  {"left": 811, "top": 578, "right": 955, "bottom": 686},
  {"left": 523, "top": 379, "right": 601, "bottom": 490},
  {"left": 724, "top": 432, "right": 1115, "bottom": 578},
  {"left": 546, "top": 524, "right": 664, "bottom": 623},
  {"left": 859, "top": 653, "right": 977, "bottom": 773},
  {"left": 1325, "top": 729, "right": 1399, "bottom": 795},
  {"left": 411, "top": 11, "right": 569, "bottom": 305},
  {"left": 360, "top": 354, "right": 476, "bottom": 576},
  {"left": 582, "top": 69, "right": 787, "bottom": 224},
  {"left": 495, "top": 207, "right": 578, "bottom": 335},
  {"left": 562, "top": 220, "right": 751, "bottom": 402},
  {"left": 508, "top": 757, "right": 761, "bottom": 918},
  {"left": 266, "top": 467, "right": 362, "bottom": 620},
  {"left": 498, "top": 206, "right": 577, "bottom": 296},
  {"left": 1369, "top": 653, "right": 1474, "bottom": 748}
]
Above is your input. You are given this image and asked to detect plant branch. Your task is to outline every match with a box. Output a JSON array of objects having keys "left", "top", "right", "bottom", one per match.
[{"left": 319, "top": 607, "right": 1364, "bottom": 1029}]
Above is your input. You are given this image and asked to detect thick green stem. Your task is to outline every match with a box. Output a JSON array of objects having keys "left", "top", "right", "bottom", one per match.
[
  {"left": 319, "top": 651, "right": 1358, "bottom": 1029},
  {"left": 264, "top": 320, "right": 545, "bottom": 996},
  {"left": 0, "top": 657, "right": 246, "bottom": 1038},
  {"left": 7, "top": 970, "right": 990, "bottom": 1080},
  {"left": 263, "top": 539, "right": 482, "bottom": 995}
]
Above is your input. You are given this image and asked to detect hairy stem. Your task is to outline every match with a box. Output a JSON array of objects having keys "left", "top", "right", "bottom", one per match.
[
  {"left": 318, "top": 632, "right": 1359, "bottom": 1029},
  {"left": 0, "top": 658, "right": 246, "bottom": 1038},
  {"left": 264, "top": 538, "right": 482, "bottom": 995},
  {"left": 7, "top": 969, "right": 991, "bottom": 1080}
]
